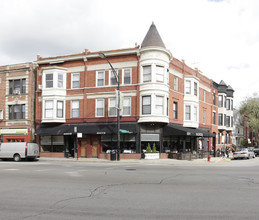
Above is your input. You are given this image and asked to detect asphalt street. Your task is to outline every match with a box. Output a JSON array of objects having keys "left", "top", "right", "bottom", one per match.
[{"left": 0, "top": 158, "right": 259, "bottom": 220}]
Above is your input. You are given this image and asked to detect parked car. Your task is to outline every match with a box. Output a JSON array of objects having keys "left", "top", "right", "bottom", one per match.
[
  {"left": 253, "top": 148, "right": 259, "bottom": 156},
  {"left": 233, "top": 148, "right": 255, "bottom": 160}
]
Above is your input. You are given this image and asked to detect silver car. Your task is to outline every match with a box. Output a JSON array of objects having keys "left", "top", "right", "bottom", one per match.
[{"left": 233, "top": 148, "right": 255, "bottom": 160}]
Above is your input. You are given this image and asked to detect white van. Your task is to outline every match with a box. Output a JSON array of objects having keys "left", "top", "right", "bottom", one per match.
[{"left": 0, "top": 142, "right": 39, "bottom": 161}]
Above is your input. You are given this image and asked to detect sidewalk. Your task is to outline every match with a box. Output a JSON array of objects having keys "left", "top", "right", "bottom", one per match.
[{"left": 39, "top": 156, "right": 232, "bottom": 165}]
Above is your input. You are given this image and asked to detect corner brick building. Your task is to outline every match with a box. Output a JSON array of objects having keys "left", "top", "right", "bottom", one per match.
[{"left": 33, "top": 23, "right": 234, "bottom": 159}]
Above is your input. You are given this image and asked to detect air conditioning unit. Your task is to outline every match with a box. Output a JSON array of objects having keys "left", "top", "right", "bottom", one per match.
[
  {"left": 14, "top": 90, "right": 20, "bottom": 95},
  {"left": 38, "top": 85, "right": 42, "bottom": 90}
]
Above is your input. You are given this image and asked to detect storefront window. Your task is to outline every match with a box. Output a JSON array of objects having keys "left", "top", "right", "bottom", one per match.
[{"left": 40, "top": 136, "right": 64, "bottom": 152}]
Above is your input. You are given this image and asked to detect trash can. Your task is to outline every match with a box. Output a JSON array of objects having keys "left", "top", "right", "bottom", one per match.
[{"left": 110, "top": 150, "right": 116, "bottom": 161}]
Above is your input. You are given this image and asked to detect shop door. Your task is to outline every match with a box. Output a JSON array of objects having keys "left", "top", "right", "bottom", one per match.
[
  {"left": 92, "top": 141, "right": 98, "bottom": 158},
  {"left": 81, "top": 141, "right": 87, "bottom": 157}
]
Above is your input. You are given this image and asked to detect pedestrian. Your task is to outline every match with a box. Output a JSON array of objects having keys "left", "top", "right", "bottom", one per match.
[
  {"left": 221, "top": 147, "right": 225, "bottom": 158},
  {"left": 226, "top": 147, "right": 230, "bottom": 158}
]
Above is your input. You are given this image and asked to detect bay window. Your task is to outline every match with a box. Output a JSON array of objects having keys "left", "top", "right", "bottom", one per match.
[
  {"left": 45, "top": 100, "right": 53, "bottom": 118},
  {"left": 155, "top": 96, "right": 164, "bottom": 115},
  {"left": 142, "top": 96, "right": 151, "bottom": 114},
  {"left": 143, "top": 66, "right": 151, "bottom": 82},
  {"left": 185, "top": 105, "right": 191, "bottom": 120}
]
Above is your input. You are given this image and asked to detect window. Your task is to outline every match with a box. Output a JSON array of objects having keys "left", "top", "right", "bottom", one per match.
[
  {"left": 224, "top": 114, "right": 226, "bottom": 126},
  {"left": 185, "top": 105, "right": 191, "bottom": 120},
  {"left": 9, "top": 79, "right": 26, "bottom": 94},
  {"left": 194, "top": 82, "right": 198, "bottom": 96},
  {"left": 203, "top": 90, "right": 206, "bottom": 102},
  {"left": 143, "top": 65, "right": 151, "bottom": 82},
  {"left": 174, "top": 76, "right": 178, "bottom": 91},
  {"left": 109, "top": 98, "right": 117, "bottom": 116},
  {"left": 97, "top": 71, "right": 105, "bottom": 87},
  {"left": 123, "top": 68, "right": 131, "bottom": 85},
  {"left": 123, "top": 97, "right": 131, "bottom": 115},
  {"left": 156, "top": 65, "right": 164, "bottom": 82},
  {"left": 96, "top": 99, "right": 104, "bottom": 117},
  {"left": 185, "top": 80, "right": 191, "bottom": 94},
  {"left": 9, "top": 104, "right": 25, "bottom": 120},
  {"left": 72, "top": 73, "right": 80, "bottom": 88},
  {"left": 173, "top": 102, "right": 178, "bottom": 119},
  {"left": 45, "top": 73, "right": 53, "bottom": 88},
  {"left": 226, "top": 99, "right": 230, "bottom": 110},
  {"left": 45, "top": 101, "right": 53, "bottom": 118},
  {"left": 71, "top": 100, "right": 79, "bottom": 118},
  {"left": 203, "top": 110, "right": 206, "bottom": 124},
  {"left": 218, "top": 95, "right": 223, "bottom": 107},
  {"left": 155, "top": 96, "right": 164, "bottom": 115},
  {"left": 194, "top": 106, "right": 198, "bottom": 121},
  {"left": 213, "top": 93, "right": 216, "bottom": 105},
  {"left": 142, "top": 96, "right": 151, "bottom": 114},
  {"left": 110, "top": 69, "right": 118, "bottom": 86},
  {"left": 213, "top": 112, "right": 216, "bottom": 125},
  {"left": 0, "top": 109, "right": 3, "bottom": 120},
  {"left": 231, "top": 100, "right": 233, "bottom": 110},
  {"left": 57, "top": 101, "right": 63, "bottom": 118},
  {"left": 226, "top": 116, "right": 230, "bottom": 127},
  {"left": 58, "top": 73, "right": 63, "bottom": 88}
]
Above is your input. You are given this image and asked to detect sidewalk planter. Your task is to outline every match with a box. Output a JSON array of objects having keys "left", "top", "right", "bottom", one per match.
[{"left": 144, "top": 153, "right": 160, "bottom": 159}]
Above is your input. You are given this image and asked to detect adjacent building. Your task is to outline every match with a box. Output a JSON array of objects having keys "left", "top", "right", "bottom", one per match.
[{"left": 0, "top": 63, "right": 35, "bottom": 143}]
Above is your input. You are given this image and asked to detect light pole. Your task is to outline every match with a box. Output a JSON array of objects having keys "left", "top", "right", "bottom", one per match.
[{"left": 98, "top": 53, "right": 120, "bottom": 161}]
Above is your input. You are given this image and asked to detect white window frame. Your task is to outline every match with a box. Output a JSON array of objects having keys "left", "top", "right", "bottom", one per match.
[
  {"left": 71, "top": 73, "right": 80, "bottom": 88},
  {"left": 143, "top": 65, "right": 151, "bottom": 82},
  {"left": 45, "top": 100, "right": 53, "bottom": 118},
  {"left": 122, "top": 68, "right": 132, "bottom": 85},
  {"left": 123, "top": 97, "right": 131, "bottom": 116},
  {"left": 109, "top": 98, "right": 117, "bottom": 117},
  {"left": 185, "top": 80, "right": 191, "bottom": 94},
  {"left": 71, "top": 100, "right": 79, "bottom": 118},
  {"left": 173, "top": 102, "right": 178, "bottom": 119},
  {"left": 142, "top": 95, "right": 151, "bottom": 115},
  {"left": 174, "top": 76, "right": 178, "bottom": 91},
  {"left": 57, "top": 101, "right": 64, "bottom": 118},
  {"left": 156, "top": 65, "right": 164, "bottom": 82},
  {"left": 109, "top": 69, "right": 118, "bottom": 86},
  {"left": 185, "top": 105, "right": 191, "bottom": 120},
  {"left": 203, "top": 110, "right": 206, "bottom": 124},
  {"left": 194, "top": 82, "right": 198, "bottom": 96},
  {"left": 155, "top": 96, "right": 164, "bottom": 115},
  {"left": 45, "top": 73, "right": 53, "bottom": 88},
  {"left": 58, "top": 73, "right": 63, "bottom": 88},
  {"left": 96, "top": 70, "right": 105, "bottom": 87},
  {"left": 203, "top": 90, "right": 206, "bottom": 102},
  {"left": 96, "top": 99, "right": 105, "bottom": 117},
  {"left": 194, "top": 106, "right": 198, "bottom": 121}
]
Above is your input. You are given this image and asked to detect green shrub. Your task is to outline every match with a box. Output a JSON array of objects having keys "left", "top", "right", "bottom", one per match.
[
  {"left": 152, "top": 144, "right": 157, "bottom": 153},
  {"left": 146, "top": 143, "right": 152, "bottom": 153}
]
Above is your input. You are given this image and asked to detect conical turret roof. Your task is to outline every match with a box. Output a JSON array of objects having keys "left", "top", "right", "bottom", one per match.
[{"left": 141, "top": 22, "right": 166, "bottom": 48}]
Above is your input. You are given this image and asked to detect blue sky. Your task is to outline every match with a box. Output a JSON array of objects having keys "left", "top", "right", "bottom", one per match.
[{"left": 0, "top": 0, "right": 258, "bottom": 107}]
